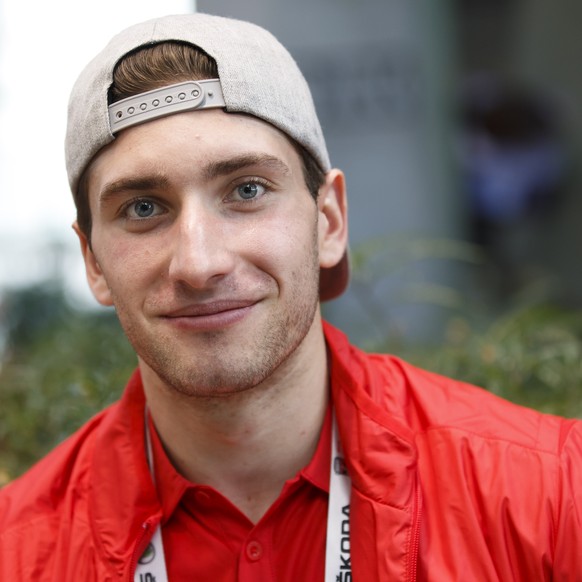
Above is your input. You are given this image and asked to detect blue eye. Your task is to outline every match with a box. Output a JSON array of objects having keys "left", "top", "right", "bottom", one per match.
[
  {"left": 123, "top": 198, "right": 164, "bottom": 220},
  {"left": 237, "top": 182, "right": 265, "bottom": 200},
  {"left": 133, "top": 200, "right": 155, "bottom": 217}
]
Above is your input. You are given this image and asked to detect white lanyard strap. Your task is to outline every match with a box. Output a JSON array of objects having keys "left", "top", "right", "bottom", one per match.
[
  {"left": 134, "top": 409, "right": 352, "bottom": 581},
  {"left": 134, "top": 412, "right": 169, "bottom": 582},
  {"left": 325, "top": 412, "right": 352, "bottom": 582},
  {"left": 134, "top": 526, "right": 168, "bottom": 582}
]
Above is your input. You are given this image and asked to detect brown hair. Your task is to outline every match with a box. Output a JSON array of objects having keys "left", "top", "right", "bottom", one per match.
[{"left": 75, "top": 41, "right": 325, "bottom": 240}]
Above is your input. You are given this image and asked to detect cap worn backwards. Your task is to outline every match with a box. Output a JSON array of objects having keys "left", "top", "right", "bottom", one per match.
[{"left": 65, "top": 12, "right": 348, "bottom": 300}]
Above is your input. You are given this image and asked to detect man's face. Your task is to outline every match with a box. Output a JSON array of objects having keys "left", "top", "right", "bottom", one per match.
[{"left": 77, "top": 110, "right": 346, "bottom": 397}]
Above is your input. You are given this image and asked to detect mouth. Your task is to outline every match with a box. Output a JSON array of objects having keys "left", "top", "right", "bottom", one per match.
[{"left": 161, "top": 299, "right": 259, "bottom": 331}]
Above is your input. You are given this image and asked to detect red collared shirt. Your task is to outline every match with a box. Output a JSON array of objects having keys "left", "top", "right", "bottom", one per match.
[{"left": 149, "top": 405, "right": 331, "bottom": 582}]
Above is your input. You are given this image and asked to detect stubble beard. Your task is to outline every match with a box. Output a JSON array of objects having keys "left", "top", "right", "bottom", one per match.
[{"left": 113, "top": 228, "right": 321, "bottom": 399}]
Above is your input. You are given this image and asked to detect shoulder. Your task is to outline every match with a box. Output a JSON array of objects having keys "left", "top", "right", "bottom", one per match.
[
  {"left": 329, "top": 322, "right": 582, "bottom": 572},
  {"left": 0, "top": 404, "right": 113, "bottom": 534},
  {"left": 0, "top": 404, "right": 123, "bottom": 581},
  {"left": 336, "top": 328, "right": 582, "bottom": 506},
  {"left": 325, "top": 320, "right": 581, "bottom": 456},
  {"left": 374, "top": 352, "right": 577, "bottom": 452}
]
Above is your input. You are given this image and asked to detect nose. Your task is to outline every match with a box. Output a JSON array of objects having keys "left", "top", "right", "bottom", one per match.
[{"left": 167, "top": 201, "right": 235, "bottom": 289}]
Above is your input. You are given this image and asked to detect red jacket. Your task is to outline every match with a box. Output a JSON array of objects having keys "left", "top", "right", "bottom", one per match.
[{"left": 1, "top": 322, "right": 581, "bottom": 581}]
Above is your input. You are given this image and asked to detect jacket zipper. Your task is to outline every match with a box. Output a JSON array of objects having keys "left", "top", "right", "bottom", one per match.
[
  {"left": 407, "top": 482, "right": 423, "bottom": 581},
  {"left": 128, "top": 519, "right": 156, "bottom": 582}
]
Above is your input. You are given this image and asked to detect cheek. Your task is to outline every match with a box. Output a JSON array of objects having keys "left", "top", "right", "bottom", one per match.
[
  {"left": 245, "top": 209, "right": 318, "bottom": 274},
  {"left": 93, "top": 235, "right": 161, "bottom": 292}
]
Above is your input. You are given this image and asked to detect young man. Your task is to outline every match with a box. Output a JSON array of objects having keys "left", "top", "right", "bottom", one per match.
[{"left": 1, "top": 13, "right": 581, "bottom": 581}]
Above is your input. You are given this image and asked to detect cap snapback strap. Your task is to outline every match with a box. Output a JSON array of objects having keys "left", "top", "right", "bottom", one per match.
[{"left": 108, "top": 79, "right": 226, "bottom": 133}]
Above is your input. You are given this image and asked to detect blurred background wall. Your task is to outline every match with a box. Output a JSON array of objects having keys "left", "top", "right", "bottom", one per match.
[{"left": 456, "top": 0, "right": 581, "bottom": 303}]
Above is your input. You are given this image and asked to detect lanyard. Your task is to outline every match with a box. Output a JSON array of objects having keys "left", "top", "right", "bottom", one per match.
[{"left": 135, "top": 409, "right": 352, "bottom": 582}]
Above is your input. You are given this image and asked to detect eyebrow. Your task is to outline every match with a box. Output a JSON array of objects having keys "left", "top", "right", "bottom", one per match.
[
  {"left": 201, "top": 153, "right": 291, "bottom": 181},
  {"left": 99, "top": 174, "right": 171, "bottom": 205},
  {"left": 98, "top": 153, "right": 291, "bottom": 205}
]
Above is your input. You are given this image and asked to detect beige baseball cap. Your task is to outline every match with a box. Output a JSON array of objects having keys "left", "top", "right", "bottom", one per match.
[{"left": 65, "top": 12, "right": 348, "bottom": 300}]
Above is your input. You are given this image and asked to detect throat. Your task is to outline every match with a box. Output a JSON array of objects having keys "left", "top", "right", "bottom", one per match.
[
  {"left": 148, "top": 388, "right": 330, "bottom": 524},
  {"left": 209, "top": 475, "right": 291, "bottom": 524},
  {"left": 178, "top": 421, "right": 324, "bottom": 523}
]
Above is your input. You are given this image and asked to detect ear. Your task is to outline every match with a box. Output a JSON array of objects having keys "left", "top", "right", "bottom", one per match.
[
  {"left": 72, "top": 222, "right": 114, "bottom": 306},
  {"left": 317, "top": 169, "right": 348, "bottom": 269}
]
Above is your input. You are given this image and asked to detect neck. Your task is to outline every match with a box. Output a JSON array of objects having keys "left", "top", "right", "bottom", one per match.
[{"left": 141, "top": 317, "right": 329, "bottom": 523}]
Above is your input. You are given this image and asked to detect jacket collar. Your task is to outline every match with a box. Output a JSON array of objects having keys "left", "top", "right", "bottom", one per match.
[{"left": 324, "top": 321, "right": 421, "bottom": 581}]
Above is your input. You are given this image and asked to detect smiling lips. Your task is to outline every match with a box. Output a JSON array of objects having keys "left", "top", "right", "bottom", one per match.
[{"left": 161, "top": 299, "right": 259, "bottom": 331}]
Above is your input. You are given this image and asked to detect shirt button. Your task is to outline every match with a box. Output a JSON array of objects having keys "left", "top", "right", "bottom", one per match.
[{"left": 246, "top": 540, "right": 263, "bottom": 561}]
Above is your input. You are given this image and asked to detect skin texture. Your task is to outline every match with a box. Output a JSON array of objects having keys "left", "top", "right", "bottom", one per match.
[{"left": 75, "top": 109, "right": 348, "bottom": 520}]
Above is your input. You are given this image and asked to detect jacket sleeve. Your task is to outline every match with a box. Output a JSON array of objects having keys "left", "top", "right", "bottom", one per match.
[{"left": 553, "top": 419, "right": 582, "bottom": 580}]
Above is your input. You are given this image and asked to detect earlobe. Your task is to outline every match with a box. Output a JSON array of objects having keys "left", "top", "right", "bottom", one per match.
[
  {"left": 317, "top": 169, "right": 348, "bottom": 269},
  {"left": 72, "top": 222, "right": 114, "bottom": 307}
]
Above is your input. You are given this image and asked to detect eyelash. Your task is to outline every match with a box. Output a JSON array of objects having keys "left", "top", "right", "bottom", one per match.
[
  {"left": 119, "top": 197, "right": 166, "bottom": 220},
  {"left": 230, "top": 177, "right": 273, "bottom": 203}
]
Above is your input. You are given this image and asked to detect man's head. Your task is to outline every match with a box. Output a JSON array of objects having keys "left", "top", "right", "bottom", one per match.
[
  {"left": 66, "top": 13, "right": 348, "bottom": 396},
  {"left": 66, "top": 13, "right": 348, "bottom": 300}
]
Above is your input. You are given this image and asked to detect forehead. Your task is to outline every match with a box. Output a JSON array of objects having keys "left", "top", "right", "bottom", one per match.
[{"left": 86, "top": 109, "right": 304, "bottom": 192}]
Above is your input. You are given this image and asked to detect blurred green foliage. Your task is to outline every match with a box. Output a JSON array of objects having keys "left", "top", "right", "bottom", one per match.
[
  {"left": 349, "top": 235, "right": 582, "bottom": 420},
  {"left": 351, "top": 236, "right": 582, "bottom": 418},
  {"left": 385, "top": 306, "right": 582, "bottom": 419},
  {"left": 0, "top": 284, "right": 135, "bottom": 484}
]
